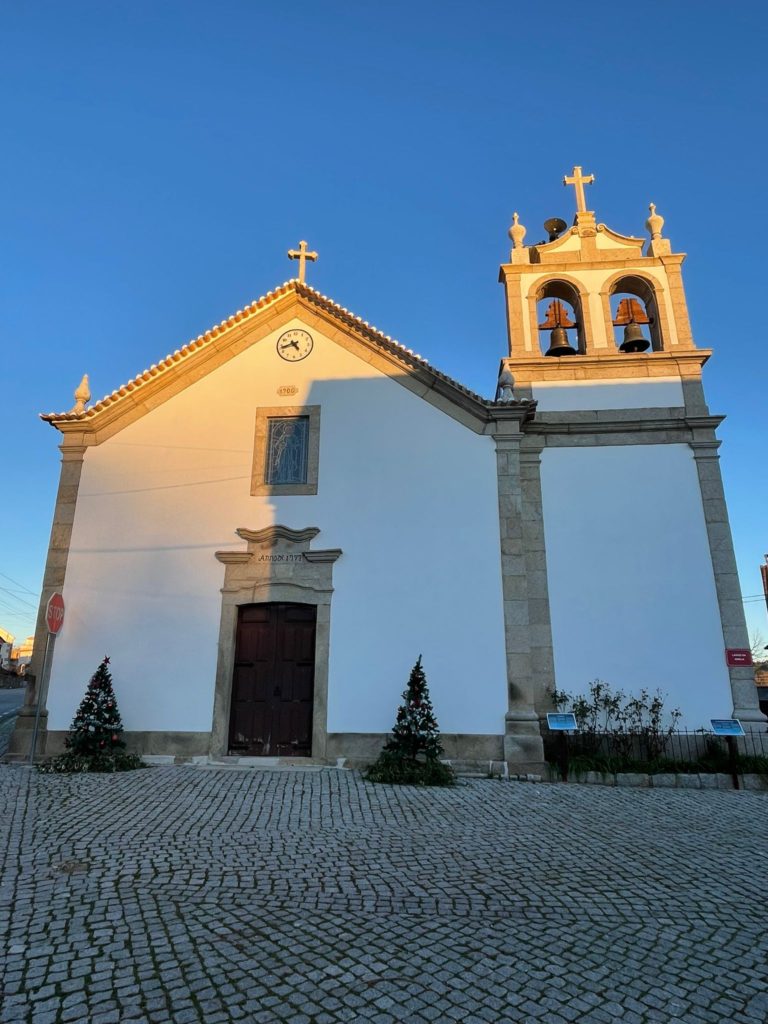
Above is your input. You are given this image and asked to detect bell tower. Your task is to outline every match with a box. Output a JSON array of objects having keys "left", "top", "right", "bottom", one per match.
[
  {"left": 496, "top": 167, "right": 764, "bottom": 732},
  {"left": 499, "top": 165, "right": 702, "bottom": 392}
]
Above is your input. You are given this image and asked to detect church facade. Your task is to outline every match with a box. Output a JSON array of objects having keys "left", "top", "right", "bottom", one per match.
[{"left": 9, "top": 170, "right": 764, "bottom": 768}]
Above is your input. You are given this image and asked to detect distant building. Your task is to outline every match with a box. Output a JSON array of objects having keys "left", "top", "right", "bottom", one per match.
[
  {"left": 9, "top": 637, "right": 34, "bottom": 675},
  {"left": 756, "top": 664, "right": 768, "bottom": 718},
  {"left": 0, "top": 627, "right": 14, "bottom": 671}
]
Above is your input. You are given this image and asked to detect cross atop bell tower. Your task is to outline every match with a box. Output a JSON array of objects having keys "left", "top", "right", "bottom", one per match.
[
  {"left": 498, "top": 167, "right": 700, "bottom": 370},
  {"left": 563, "top": 165, "right": 595, "bottom": 214}
]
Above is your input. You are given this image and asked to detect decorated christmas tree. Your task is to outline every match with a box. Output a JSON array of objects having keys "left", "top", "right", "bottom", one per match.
[
  {"left": 38, "top": 656, "right": 143, "bottom": 773},
  {"left": 385, "top": 656, "right": 443, "bottom": 761},
  {"left": 366, "top": 656, "right": 455, "bottom": 786},
  {"left": 66, "top": 656, "right": 126, "bottom": 757}
]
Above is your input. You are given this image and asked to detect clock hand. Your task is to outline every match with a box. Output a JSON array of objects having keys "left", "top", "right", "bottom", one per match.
[{"left": 290, "top": 339, "right": 300, "bottom": 349}]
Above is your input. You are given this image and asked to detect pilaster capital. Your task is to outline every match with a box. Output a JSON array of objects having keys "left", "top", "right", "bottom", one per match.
[
  {"left": 689, "top": 439, "right": 721, "bottom": 460},
  {"left": 58, "top": 443, "right": 88, "bottom": 462},
  {"left": 519, "top": 446, "right": 544, "bottom": 466},
  {"left": 493, "top": 432, "right": 523, "bottom": 452}
]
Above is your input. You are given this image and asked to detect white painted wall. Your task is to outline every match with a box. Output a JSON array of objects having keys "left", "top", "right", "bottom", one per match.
[
  {"left": 540, "top": 444, "right": 732, "bottom": 728},
  {"left": 532, "top": 377, "right": 684, "bottom": 411},
  {"left": 48, "top": 317, "right": 508, "bottom": 738}
]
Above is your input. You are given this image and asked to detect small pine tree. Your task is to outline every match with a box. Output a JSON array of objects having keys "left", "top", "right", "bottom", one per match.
[
  {"left": 385, "top": 655, "right": 443, "bottom": 762},
  {"left": 37, "top": 656, "right": 143, "bottom": 773},
  {"left": 66, "top": 656, "right": 126, "bottom": 757},
  {"left": 366, "top": 656, "right": 455, "bottom": 786}
]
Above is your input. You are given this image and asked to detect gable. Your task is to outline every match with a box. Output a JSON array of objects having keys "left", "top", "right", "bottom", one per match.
[
  {"left": 44, "top": 281, "right": 529, "bottom": 443},
  {"left": 95, "top": 313, "right": 485, "bottom": 462}
]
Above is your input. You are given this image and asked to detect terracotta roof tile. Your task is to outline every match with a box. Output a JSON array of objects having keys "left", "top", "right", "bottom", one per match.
[{"left": 41, "top": 280, "right": 492, "bottom": 424}]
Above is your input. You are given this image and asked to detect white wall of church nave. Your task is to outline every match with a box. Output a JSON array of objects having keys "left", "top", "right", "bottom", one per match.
[
  {"left": 48, "top": 317, "right": 508, "bottom": 736},
  {"left": 531, "top": 377, "right": 685, "bottom": 411},
  {"left": 539, "top": 443, "right": 732, "bottom": 728}
]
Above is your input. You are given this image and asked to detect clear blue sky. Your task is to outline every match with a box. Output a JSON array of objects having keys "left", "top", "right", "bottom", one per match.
[{"left": 1, "top": 0, "right": 767, "bottom": 644}]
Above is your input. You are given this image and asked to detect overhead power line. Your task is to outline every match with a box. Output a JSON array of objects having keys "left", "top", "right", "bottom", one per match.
[{"left": 0, "top": 572, "right": 38, "bottom": 596}]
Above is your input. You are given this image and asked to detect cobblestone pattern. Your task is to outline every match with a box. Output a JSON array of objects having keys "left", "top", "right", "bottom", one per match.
[
  {"left": 1, "top": 765, "right": 767, "bottom": 1023},
  {"left": 0, "top": 714, "right": 18, "bottom": 759}
]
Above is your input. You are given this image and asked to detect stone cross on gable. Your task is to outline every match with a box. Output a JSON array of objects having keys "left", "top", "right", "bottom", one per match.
[
  {"left": 563, "top": 166, "right": 595, "bottom": 213},
  {"left": 287, "top": 240, "right": 318, "bottom": 284}
]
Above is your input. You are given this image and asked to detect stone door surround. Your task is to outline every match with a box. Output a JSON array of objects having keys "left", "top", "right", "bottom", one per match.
[{"left": 211, "top": 525, "right": 341, "bottom": 759}]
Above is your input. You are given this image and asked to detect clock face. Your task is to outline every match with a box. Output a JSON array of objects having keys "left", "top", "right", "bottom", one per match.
[{"left": 276, "top": 329, "right": 313, "bottom": 361}]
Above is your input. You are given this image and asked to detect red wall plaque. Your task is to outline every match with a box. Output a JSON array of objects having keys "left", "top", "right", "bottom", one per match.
[{"left": 725, "top": 648, "right": 753, "bottom": 667}]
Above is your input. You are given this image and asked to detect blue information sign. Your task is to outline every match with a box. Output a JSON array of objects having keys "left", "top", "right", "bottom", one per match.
[
  {"left": 547, "top": 712, "right": 578, "bottom": 731},
  {"left": 710, "top": 719, "right": 745, "bottom": 737}
]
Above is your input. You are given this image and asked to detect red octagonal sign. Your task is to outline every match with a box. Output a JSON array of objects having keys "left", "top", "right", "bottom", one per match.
[{"left": 46, "top": 592, "right": 65, "bottom": 635}]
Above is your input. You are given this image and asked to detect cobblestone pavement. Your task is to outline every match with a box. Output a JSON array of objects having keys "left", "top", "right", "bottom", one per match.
[
  {"left": 1, "top": 765, "right": 767, "bottom": 1024},
  {"left": 0, "top": 715, "right": 19, "bottom": 759}
]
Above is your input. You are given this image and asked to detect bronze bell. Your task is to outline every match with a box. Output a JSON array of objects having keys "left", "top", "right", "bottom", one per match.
[
  {"left": 619, "top": 322, "right": 650, "bottom": 353},
  {"left": 545, "top": 326, "right": 577, "bottom": 357}
]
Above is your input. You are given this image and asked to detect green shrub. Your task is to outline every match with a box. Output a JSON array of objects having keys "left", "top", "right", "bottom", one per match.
[
  {"left": 365, "top": 749, "right": 455, "bottom": 786},
  {"left": 37, "top": 750, "right": 145, "bottom": 774},
  {"left": 551, "top": 679, "right": 681, "bottom": 765}
]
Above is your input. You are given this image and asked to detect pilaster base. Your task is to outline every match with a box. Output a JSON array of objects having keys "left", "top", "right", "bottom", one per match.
[
  {"left": 732, "top": 706, "right": 768, "bottom": 731},
  {"left": 503, "top": 710, "right": 546, "bottom": 773}
]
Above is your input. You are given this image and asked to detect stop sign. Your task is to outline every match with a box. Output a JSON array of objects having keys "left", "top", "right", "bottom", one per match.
[{"left": 46, "top": 593, "right": 65, "bottom": 635}]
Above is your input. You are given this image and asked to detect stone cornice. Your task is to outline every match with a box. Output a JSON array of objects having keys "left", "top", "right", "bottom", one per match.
[
  {"left": 303, "top": 550, "right": 343, "bottom": 564},
  {"left": 236, "top": 526, "right": 320, "bottom": 548},
  {"left": 215, "top": 525, "right": 342, "bottom": 566},
  {"left": 215, "top": 552, "right": 251, "bottom": 565},
  {"left": 501, "top": 350, "right": 711, "bottom": 386},
  {"left": 499, "top": 252, "right": 687, "bottom": 279},
  {"left": 526, "top": 411, "right": 724, "bottom": 437},
  {"left": 486, "top": 402, "right": 535, "bottom": 438}
]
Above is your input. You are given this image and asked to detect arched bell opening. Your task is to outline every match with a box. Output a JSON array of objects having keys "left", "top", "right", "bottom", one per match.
[
  {"left": 609, "top": 276, "right": 662, "bottom": 353},
  {"left": 535, "top": 281, "right": 584, "bottom": 357}
]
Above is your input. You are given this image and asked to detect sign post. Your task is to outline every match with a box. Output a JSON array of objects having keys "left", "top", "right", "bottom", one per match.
[
  {"left": 711, "top": 719, "right": 745, "bottom": 790},
  {"left": 28, "top": 593, "right": 65, "bottom": 764},
  {"left": 547, "top": 712, "right": 578, "bottom": 782}
]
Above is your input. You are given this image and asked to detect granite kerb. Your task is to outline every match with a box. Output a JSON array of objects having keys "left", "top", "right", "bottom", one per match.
[{"left": 546, "top": 766, "right": 768, "bottom": 791}]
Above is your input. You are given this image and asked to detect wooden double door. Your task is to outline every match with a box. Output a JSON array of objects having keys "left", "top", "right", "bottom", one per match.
[{"left": 228, "top": 603, "right": 317, "bottom": 756}]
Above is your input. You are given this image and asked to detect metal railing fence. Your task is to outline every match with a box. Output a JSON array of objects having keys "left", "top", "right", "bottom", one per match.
[{"left": 543, "top": 727, "right": 768, "bottom": 788}]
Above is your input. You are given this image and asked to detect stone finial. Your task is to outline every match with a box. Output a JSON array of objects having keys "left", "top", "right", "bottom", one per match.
[
  {"left": 646, "top": 203, "right": 665, "bottom": 240},
  {"left": 70, "top": 374, "right": 91, "bottom": 415},
  {"left": 496, "top": 368, "right": 516, "bottom": 403},
  {"left": 508, "top": 212, "right": 526, "bottom": 250}
]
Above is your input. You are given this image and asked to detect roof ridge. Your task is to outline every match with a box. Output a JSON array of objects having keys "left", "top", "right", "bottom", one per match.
[
  {"left": 42, "top": 279, "right": 487, "bottom": 423},
  {"left": 293, "top": 281, "right": 485, "bottom": 403}
]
